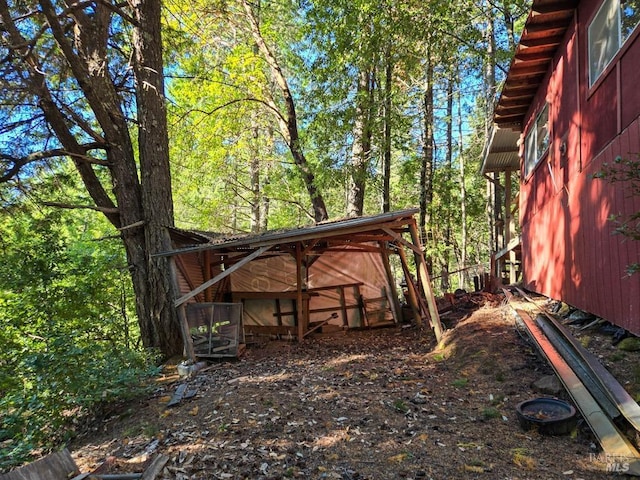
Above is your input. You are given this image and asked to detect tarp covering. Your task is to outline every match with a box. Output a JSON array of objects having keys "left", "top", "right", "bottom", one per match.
[{"left": 230, "top": 245, "right": 392, "bottom": 328}]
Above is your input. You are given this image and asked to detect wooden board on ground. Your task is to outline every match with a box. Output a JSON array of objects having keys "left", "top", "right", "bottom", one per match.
[{"left": 0, "top": 449, "right": 79, "bottom": 480}]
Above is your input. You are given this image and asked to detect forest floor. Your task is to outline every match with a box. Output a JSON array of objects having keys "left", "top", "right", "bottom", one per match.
[{"left": 69, "top": 291, "right": 640, "bottom": 480}]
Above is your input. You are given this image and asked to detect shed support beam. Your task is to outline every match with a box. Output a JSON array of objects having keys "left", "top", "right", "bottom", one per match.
[
  {"left": 379, "top": 241, "right": 401, "bottom": 324},
  {"left": 397, "top": 245, "right": 422, "bottom": 326},
  {"left": 174, "top": 245, "right": 271, "bottom": 307},
  {"left": 407, "top": 220, "right": 444, "bottom": 342},
  {"left": 295, "top": 242, "right": 305, "bottom": 342}
]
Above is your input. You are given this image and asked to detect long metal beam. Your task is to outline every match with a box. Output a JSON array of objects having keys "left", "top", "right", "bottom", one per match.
[
  {"left": 515, "top": 288, "right": 640, "bottom": 431},
  {"left": 514, "top": 307, "right": 640, "bottom": 475}
]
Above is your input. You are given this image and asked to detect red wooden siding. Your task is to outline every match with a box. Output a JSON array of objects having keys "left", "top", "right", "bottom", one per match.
[
  {"left": 519, "top": 0, "right": 640, "bottom": 335},
  {"left": 621, "top": 42, "right": 640, "bottom": 128}
]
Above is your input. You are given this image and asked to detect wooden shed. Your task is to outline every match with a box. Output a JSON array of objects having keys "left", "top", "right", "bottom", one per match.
[
  {"left": 483, "top": 0, "right": 640, "bottom": 335},
  {"left": 163, "top": 209, "right": 443, "bottom": 359}
]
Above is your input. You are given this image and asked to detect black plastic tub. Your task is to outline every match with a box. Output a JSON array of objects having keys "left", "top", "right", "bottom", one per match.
[{"left": 515, "top": 397, "right": 577, "bottom": 435}]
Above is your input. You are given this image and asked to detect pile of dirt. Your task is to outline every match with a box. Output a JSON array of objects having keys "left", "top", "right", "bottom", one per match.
[{"left": 69, "top": 293, "right": 638, "bottom": 479}]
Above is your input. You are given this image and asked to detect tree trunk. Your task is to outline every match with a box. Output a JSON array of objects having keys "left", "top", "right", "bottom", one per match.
[
  {"left": 242, "top": 0, "right": 328, "bottom": 222},
  {"left": 419, "top": 54, "right": 434, "bottom": 246},
  {"left": 485, "top": 2, "right": 496, "bottom": 133},
  {"left": 347, "top": 68, "right": 373, "bottom": 218},
  {"left": 382, "top": 52, "right": 393, "bottom": 214},
  {"left": 457, "top": 80, "right": 468, "bottom": 289},
  {"left": 484, "top": 2, "right": 497, "bottom": 254},
  {"left": 130, "top": 0, "right": 182, "bottom": 357},
  {"left": 250, "top": 126, "right": 261, "bottom": 233},
  {"left": 0, "top": 0, "right": 183, "bottom": 358},
  {"left": 441, "top": 74, "right": 454, "bottom": 292}
]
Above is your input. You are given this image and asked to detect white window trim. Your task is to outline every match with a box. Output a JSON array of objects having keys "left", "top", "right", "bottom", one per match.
[
  {"left": 524, "top": 103, "right": 549, "bottom": 178},
  {"left": 588, "top": 0, "right": 640, "bottom": 86}
]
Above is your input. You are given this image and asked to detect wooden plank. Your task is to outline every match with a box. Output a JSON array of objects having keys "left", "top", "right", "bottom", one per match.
[
  {"left": 306, "top": 283, "right": 364, "bottom": 292},
  {"left": 0, "top": 449, "right": 79, "bottom": 480},
  {"left": 175, "top": 246, "right": 271, "bottom": 307},
  {"left": 140, "top": 455, "right": 169, "bottom": 480},
  {"left": 275, "top": 298, "right": 282, "bottom": 326},
  {"left": 278, "top": 304, "right": 360, "bottom": 317},
  {"left": 167, "top": 384, "right": 187, "bottom": 407},
  {"left": 379, "top": 241, "right": 401, "bottom": 324},
  {"left": 244, "top": 325, "right": 298, "bottom": 336},
  {"left": 232, "top": 291, "right": 313, "bottom": 300},
  {"left": 303, "top": 313, "right": 339, "bottom": 338},
  {"left": 407, "top": 220, "right": 444, "bottom": 341},
  {"left": 397, "top": 244, "right": 422, "bottom": 326},
  {"left": 382, "top": 228, "right": 422, "bottom": 254},
  {"left": 338, "top": 286, "right": 348, "bottom": 327}
]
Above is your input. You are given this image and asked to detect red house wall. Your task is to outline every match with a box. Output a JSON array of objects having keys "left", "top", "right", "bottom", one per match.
[{"left": 519, "top": 0, "right": 640, "bottom": 335}]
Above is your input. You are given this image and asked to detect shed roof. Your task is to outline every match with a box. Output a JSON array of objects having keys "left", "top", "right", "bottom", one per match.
[
  {"left": 163, "top": 208, "right": 421, "bottom": 257},
  {"left": 493, "top": 0, "right": 577, "bottom": 129}
]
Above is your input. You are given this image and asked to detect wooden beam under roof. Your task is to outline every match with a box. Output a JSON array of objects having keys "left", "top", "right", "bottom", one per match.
[
  {"left": 531, "top": 0, "right": 577, "bottom": 15},
  {"left": 174, "top": 245, "right": 271, "bottom": 307},
  {"left": 507, "top": 65, "right": 549, "bottom": 77},
  {"left": 519, "top": 33, "right": 565, "bottom": 48}
]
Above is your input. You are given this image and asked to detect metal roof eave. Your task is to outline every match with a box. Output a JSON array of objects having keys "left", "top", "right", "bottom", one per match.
[{"left": 481, "top": 124, "right": 521, "bottom": 175}]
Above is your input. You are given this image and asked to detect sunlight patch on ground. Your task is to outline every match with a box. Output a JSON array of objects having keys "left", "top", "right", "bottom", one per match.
[{"left": 325, "top": 354, "right": 371, "bottom": 368}]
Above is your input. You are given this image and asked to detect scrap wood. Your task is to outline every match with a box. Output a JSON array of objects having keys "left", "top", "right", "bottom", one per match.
[
  {"left": 303, "top": 312, "right": 339, "bottom": 338},
  {"left": 72, "top": 474, "right": 142, "bottom": 480},
  {"left": 0, "top": 448, "right": 79, "bottom": 480},
  {"left": 166, "top": 384, "right": 197, "bottom": 407},
  {"left": 140, "top": 455, "right": 169, "bottom": 480}
]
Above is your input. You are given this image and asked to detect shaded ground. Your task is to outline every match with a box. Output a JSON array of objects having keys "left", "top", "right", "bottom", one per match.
[{"left": 69, "top": 293, "right": 640, "bottom": 479}]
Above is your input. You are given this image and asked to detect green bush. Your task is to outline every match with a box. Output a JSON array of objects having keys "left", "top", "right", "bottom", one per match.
[
  {"left": 0, "top": 192, "right": 157, "bottom": 471},
  {"left": 0, "top": 342, "right": 158, "bottom": 471}
]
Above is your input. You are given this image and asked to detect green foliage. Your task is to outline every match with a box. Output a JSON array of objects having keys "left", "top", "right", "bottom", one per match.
[
  {"left": 0, "top": 183, "right": 158, "bottom": 471},
  {"left": 452, "top": 377, "right": 469, "bottom": 388},
  {"left": 162, "top": 0, "right": 526, "bottom": 290}
]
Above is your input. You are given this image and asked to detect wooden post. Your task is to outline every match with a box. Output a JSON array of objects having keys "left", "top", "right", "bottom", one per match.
[
  {"left": 407, "top": 220, "right": 444, "bottom": 341},
  {"left": 203, "top": 250, "right": 212, "bottom": 302},
  {"left": 397, "top": 244, "right": 422, "bottom": 326},
  {"left": 296, "top": 242, "right": 305, "bottom": 342},
  {"left": 379, "top": 241, "right": 401, "bottom": 324},
  {"left": 505, "top": 169, "right": 518, "bottom": 284},
  {"left": 178, "top": 304, "right": 196, "bottom": 361},
  {"left": 338, "top": 286, "right": 348, "bottom": 326}
]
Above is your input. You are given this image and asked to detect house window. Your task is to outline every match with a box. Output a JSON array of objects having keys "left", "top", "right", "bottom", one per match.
[
  {"left": 589, "top": 0, "right": 640, "bottom": 86},
  {"left": 524, "top": 103, "right": 549, "bottom": 177}
]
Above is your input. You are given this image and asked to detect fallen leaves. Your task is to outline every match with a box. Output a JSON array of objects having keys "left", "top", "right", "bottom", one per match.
[{"left": 69, "top": 301, "right": 611, "bottom": 479}]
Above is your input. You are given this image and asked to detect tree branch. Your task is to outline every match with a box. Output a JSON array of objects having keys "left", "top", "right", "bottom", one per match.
[
  {"left": 1, "top": 144, "right": 110, "bottom": 182},
  {"left": 173, "top": 96, "right": 288, "bottom": 127},
  {"left": 42, "top": 201, "right": 119, "bottom": 214}
]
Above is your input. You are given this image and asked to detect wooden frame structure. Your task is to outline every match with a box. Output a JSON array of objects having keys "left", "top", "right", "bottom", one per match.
[{"left": 160, "top": 209, "right": 443, "bottom": 358}]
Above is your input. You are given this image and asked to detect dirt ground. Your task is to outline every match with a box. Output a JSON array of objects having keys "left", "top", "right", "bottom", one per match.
[{"left": 70, "top": 292, "right": 640, "bottom": 479}]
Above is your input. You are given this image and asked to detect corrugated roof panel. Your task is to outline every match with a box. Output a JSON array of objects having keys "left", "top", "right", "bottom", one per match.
[
  {"left": 481, "top": 126, "right": 521, "bottom": 174},
  {"left": 164, "top": 208, "right": 420, "bottom": 257}
]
